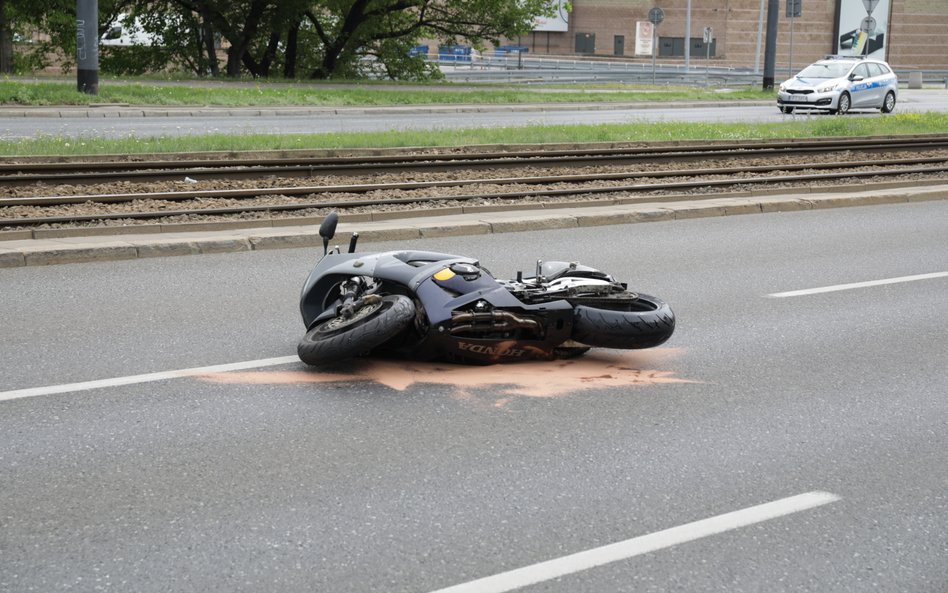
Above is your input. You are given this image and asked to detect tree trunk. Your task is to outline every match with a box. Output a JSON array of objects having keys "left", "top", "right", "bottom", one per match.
[
  {"left": 309, "top": 0, "right": 370, "bottom": 79},
  {"left": 200, "top": 6, "right": 219, "bottom": 77},
  {"left": 223, "top": 0, "right": 269, "bottom": 78},
  {"left": 258, "top": 31, "right": 280, "bottom": 77},
  {"left": 226, "top": 46, "right": 242, "bottom": 76},
  {"left": 0, "top": 0, "right": 13, "bottom": 74},
  {"left": 283, "top": 22, "right": 298, "bottom": 79}
]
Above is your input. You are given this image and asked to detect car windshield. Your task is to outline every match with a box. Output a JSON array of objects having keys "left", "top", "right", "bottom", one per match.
[{"left": 796, "top": 62, "right": 852, "bottom": 79}]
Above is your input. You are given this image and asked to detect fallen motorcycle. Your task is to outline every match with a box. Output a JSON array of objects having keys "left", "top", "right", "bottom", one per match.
[{"left": 298, "top": 213, "right": 675, "bottom": 365}]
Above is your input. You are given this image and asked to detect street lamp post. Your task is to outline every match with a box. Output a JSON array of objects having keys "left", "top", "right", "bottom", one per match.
[{"left": 76, "top": 0, "right": 98, "bottom": 94}]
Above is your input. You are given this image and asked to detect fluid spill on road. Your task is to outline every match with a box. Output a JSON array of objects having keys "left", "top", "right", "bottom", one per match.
[{"left": 197, "top": 349, "right": 694, "bottom": 403}]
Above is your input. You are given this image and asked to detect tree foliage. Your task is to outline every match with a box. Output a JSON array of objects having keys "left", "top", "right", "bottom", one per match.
[{"left": 1, "top": 0, "right": 553, "bottom": 79}]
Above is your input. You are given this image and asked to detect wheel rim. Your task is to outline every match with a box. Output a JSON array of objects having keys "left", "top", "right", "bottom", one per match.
[
  {"left": 839, "top": 94, "right": 850, "bottom": 113},
  {"left": 317, "top": 301, "right": 384, "bottom": 334},
  {"left": 885, "top": 93, "right": 895, "bottom": 111}
]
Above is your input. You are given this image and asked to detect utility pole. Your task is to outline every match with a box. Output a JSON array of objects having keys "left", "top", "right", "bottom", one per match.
[
  {"left": 754, "top": 0, "right": 765, "bottom": 74},
  {"left": 685, "top": 0, "right": 692, "bottom": 69},
  {"left": 76, "top": 0, "right": 98, "bottom": 94},
  {"left": 762, "top": 0, "right": 779, "bottom": 90}
]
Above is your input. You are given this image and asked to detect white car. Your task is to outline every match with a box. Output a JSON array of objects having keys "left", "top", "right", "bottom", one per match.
[{"left": 777, "top": 56, "right": 898, "bottom": 115}]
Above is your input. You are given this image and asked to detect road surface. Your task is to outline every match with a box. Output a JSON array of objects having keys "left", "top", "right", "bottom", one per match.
[{"left": 2, "top": 200, "right": 947, "bottom": 592}]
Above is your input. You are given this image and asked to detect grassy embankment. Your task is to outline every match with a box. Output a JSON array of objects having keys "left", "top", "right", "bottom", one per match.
[{"left": 2, "top": 79, "right": 947, "bottom": 156}]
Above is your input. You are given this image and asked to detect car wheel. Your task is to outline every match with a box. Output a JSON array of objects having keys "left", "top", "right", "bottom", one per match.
[
  {"left": 779, "top": 105, "right": 795, "bottom": 114},
  {"left": 834, "top": 92, "right": 851, "bottom": 115},
  {"left": 881, "top": 91, "right": 896, "bottom": 114}
]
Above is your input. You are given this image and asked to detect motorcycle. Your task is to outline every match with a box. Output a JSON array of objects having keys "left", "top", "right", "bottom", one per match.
[{"left": 298, "top": 213, "right": 675, "bottom": 365}]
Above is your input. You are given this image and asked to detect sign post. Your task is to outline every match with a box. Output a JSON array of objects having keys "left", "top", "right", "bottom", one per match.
[
  {"left": 786, "top": 0, "right": 801, "bottom": 76},
  {"left": 648, "top": 7, "right": 664, "bottom": 85},
  {"left": 704, "top": 26, "right": 712, "bottom": 81}
]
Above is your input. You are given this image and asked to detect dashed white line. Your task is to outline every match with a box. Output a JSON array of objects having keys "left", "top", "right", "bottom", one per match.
[
  {"left": 425, "top": 491, "right": 841, "bottom": 593},
  {"left": 768, "top": 271, "right": 948, "bottom": 298},
  {"left": 0, "top": 355, "right": 299, "bottom": 403}
]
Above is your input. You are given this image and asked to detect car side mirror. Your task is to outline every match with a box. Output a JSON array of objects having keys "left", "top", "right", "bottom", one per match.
[{"left": 850, "top": 75, "right": 864, "bottom": 82}]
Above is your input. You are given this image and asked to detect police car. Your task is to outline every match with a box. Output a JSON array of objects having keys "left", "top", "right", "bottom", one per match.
[{"left": 777, "top": 55, "right": 898, "bottom": 115}]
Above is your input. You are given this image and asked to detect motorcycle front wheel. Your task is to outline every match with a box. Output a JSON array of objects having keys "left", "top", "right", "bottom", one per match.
[
  {"left": 571, "top": 293, "right": 675, "bottom": 349},
  {"left": 298, "top": 294, "right": 416, "bottom": 365}
]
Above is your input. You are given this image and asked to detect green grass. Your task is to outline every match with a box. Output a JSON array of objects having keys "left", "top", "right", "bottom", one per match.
[
  {"left": 3, "top": 112, "right": 947, "bottom": 157},
  {"left": 1, "top": 77, "right": 945, "bottom": 157},
  {"left": 0, "top": 79, "right": 773, "bottom": 107}
]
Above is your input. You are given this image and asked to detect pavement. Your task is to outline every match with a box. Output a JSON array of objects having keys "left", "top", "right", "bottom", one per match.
[
  {"left": 3, "top": 182, "right": 947, "bottom": 268},
  {"left": 0, "top": 85, "right": 944, "bottom": 120},
  {"left": 0, "top": 98, "right": 762, "bottom": 119}
]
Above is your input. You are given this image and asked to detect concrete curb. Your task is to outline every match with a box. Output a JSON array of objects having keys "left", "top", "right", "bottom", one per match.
[{"left": 2, "top": 185, "right": 947, "bottom": 269}]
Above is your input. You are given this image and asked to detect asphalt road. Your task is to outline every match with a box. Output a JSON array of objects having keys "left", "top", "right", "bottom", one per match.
[
  {"left": 3, "top": 89, "right": 948, "bottom": 140},
  {"left": 2, "top": 201, "right": 947, "bottom": 592}
]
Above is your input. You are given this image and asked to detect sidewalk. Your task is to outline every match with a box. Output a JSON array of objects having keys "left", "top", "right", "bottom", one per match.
[{"left": 3, "top": 183, "right": 947, "bottom": 268}]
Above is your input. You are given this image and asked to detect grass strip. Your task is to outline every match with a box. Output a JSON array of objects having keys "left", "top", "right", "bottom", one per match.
[
  {"left": 0, "top": 79, "right": 772, "bottom": 107},
  {"left": 1, "top": 112, "right": 947, "bottom": 157}
]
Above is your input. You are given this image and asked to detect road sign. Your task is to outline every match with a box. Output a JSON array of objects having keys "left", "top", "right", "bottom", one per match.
[
  {"left": 786, "top": 0, "right": 802, "bottom": 18},
  {"left": 863, "top": 0, "right": 880, "bottom": 14},
  {"left": 648, "top": 7, "right": 665, "bottom": 25},
  {"left": 861, "top": 16, "right": 877, "bottom": 33},
  {"left": 703, "top": 26, "right": 713, "bottom": 44}
]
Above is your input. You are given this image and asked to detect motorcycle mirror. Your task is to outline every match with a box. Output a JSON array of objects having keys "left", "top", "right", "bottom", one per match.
[
  {"left": 319, "top": 212, "right": 339, "bottom": 255},
  {"left": 319, "top": 212, "right": 339, "bottom": 240}
]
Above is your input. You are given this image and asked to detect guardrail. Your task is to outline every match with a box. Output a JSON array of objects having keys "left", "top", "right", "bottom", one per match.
[{"left": 431, "top": 55, "right": 948, "bottom": 88}]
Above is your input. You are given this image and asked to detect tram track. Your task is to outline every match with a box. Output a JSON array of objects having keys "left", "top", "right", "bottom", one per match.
[
  {"left": 3, "top": 135, "right": 948, "bottom": 186},
  {"left": 3, "top": 137, "right": 948, "bottom": 232}
]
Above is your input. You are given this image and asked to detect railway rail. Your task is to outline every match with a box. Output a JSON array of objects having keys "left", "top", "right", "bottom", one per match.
[
  {"left": 3, "top": 136, "right": 948, "bottom": 232},
  {"left": 3, "top": 135, "right": 948, "bottom": 186}
]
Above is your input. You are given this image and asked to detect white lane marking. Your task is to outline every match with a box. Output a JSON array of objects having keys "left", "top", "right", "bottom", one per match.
[
  {"left": 426, "top": 491, "right": 841, "bottom": 593},
  {"left": 0, "top": 355, "right": 299, "bottom": 403},
  {"left": 768, "top": 271, "right": 948, "bottom": 298}
]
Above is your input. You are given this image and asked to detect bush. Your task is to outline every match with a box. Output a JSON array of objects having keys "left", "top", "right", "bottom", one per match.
[{"left": 100, "top": 45, "right": 175, "bottom": 76}]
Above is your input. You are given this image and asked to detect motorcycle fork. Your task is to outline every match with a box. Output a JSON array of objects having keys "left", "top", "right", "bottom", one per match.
[{"left": 337, "top": 277, "right": 380, "bottom": 318}]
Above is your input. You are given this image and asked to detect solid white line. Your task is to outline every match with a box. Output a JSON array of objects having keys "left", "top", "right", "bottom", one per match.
[
  {"left": 768, "top": 271, "right": 948, "bottom": 298},
  {"left": 426, "top": 491, "right": 841, "bottom": 593},
  {"left": 0, "top": 355, "right": 299, "bottom": 403}
]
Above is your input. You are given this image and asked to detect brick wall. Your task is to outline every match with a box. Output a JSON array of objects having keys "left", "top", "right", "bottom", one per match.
[{"left": 516, "top": 0, "right": 948, "bottom": 71}]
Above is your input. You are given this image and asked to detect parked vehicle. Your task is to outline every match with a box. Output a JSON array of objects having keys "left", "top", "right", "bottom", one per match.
[
  {"left": 777, "top": 55, "right": 898, "bottom": 115},
  {"left": 297, "top": 213, "right": 675, "bottom": 365}
]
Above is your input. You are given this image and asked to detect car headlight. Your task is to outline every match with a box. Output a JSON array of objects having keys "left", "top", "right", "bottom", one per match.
[
  {"left": 818, "top": 83, "right": 838, "bottom": 93},
  {"left": 779, "top": 83, "right": 787, "bottom": 92}
]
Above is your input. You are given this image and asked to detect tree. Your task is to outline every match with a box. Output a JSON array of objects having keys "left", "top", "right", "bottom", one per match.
[
  {"left": 301, "top": 0, "right": 551, "bottom": 79},
  {"left": 162, "top": 0, "right": 310, "bottom": 77},
  {"left": 1, "top": 0, "right": 127, "bottom": 74},
  {"left": 1, "top": 0, "right": 552, "bottom": 80}
]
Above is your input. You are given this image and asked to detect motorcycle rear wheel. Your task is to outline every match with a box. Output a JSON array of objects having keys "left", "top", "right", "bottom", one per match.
[
  {"left": 298, "top": 294, "right": 415, "bottom": 365},
  {"left": 571, "top": 293, "right": 675, "bottom": 349}
]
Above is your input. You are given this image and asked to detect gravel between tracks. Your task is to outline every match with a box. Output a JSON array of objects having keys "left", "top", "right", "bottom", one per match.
[{"left": 4, "top": 150, "right": 948, "bottom": 231}]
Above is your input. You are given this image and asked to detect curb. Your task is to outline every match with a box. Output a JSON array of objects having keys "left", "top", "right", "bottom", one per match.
[{"left": 2, "top": 186, "right": 947, "bottom": 269}]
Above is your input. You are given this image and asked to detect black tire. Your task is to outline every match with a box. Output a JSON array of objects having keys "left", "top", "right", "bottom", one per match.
[
  {"left": 553, "top": 346, "right": 591, "bottom": 359},
  {"left": 779, "top": 105, "right": 794, "bottom": 114},
  {"left": 834, "top": 92, "right": 851, "bottom": 115},
  {"left": 881, "top": 91, "right": 896, "bottom": 113},
  {"left": 298, "top": 294, "right": 415, "bottom": 365},
  {"left": 571, "top": 293, "right": 675, "bottom": 350}
]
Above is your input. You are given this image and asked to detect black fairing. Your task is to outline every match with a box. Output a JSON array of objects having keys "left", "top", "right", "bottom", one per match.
[{"left": 299, "top": 248, "right": 577, "bottom": 363}]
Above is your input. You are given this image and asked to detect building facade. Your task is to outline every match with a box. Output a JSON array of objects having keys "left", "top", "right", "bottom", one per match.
[{"left": 517, "top": 0, "right": 948, "bottom": 72}]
